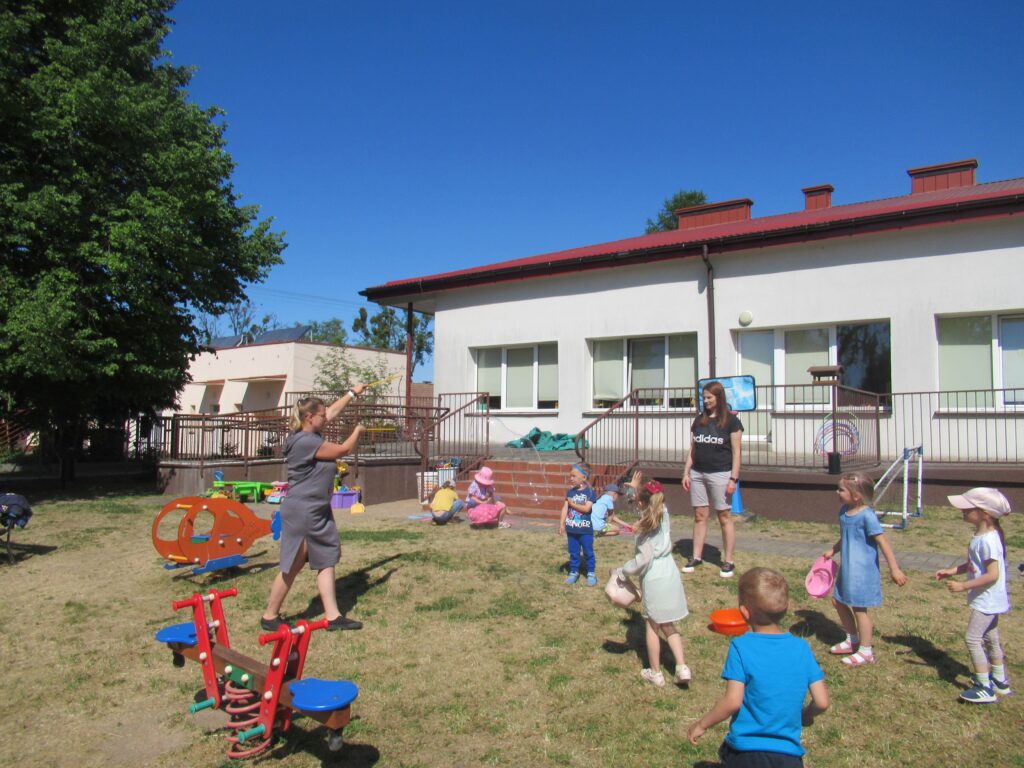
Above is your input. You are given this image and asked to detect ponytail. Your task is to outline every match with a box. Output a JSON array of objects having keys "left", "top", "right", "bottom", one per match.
[
  {"left": 289, "top": 397, "right": 324, "bottom": 433},
  {"left": 993, "top": 519, "right": 1008, "bottom": 567}
]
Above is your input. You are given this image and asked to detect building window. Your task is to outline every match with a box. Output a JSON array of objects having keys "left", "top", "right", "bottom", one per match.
[
  {"left": 474, "top": 343, "right": 558, "bottom": 410},
  {"left": 938, "top": 314, "right": 1023, "bottom": 407},
  {"left": 740, "top": 321, "right": 891, "bottom": 407},
  {"left": 591, "top": 334, "right": 697, "bottom": 409}
]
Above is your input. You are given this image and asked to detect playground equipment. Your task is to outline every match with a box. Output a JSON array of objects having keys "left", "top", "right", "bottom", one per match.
[
  {"left": 156, "top": 587, "right": 358, "bottom": 758},
  {"left": 152, "top": 496, "right": 280, "bottom": 576},
  {"left": 875, "top": 446, "right": 924, "bottom": 530}
]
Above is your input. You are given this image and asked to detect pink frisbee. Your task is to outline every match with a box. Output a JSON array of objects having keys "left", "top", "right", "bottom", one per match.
[{"left": 805, "top": 556, "right": 838, "bottom": 599}]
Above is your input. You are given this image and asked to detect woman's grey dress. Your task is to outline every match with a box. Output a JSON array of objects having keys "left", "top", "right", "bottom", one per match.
[
  {"left": 621, "top": 508, "right": 689, "bottom": 623},
  {"left": 279, "top": 430, "right": 340, "bottom": 571}
]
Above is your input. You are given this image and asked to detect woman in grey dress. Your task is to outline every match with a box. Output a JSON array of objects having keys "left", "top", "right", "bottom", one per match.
[{"left": 261, "top": 385, "right": 367, "bottom": 631}]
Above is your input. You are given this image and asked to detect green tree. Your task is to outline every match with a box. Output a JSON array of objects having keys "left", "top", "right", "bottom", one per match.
[
  {"left": 312, "top": 347, "right": 393, "bottom": 402},
  {"left": 306, "top": 317, "right": 349, "bottom": 346},
  {"left": 645, "top": 189, "right": 707, "bottom": 233},
  {"left": 351, "top": 306, "right": 433, "bottom": 373},
  {"left": 0, "top": 0, "right": 285, "bottom": 479}
]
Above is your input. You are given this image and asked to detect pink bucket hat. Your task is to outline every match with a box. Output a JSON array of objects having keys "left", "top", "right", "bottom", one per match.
[
  {"left": 947, "top": 488, "right": 1011, "bottom": 518},
  {"left": 805, "top": 555, "right": 838, "bottom": 599},
  {"left": 474, "top": 466, "right": 494, "bottom": 484}
]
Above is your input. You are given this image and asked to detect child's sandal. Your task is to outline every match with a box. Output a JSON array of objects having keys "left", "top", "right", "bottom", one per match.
[
  {"left": 829, "top": 640, "right": 857, "bottom": 655},
  {"left": 841, "top": 651, "right": 875, "bottom": 667}
]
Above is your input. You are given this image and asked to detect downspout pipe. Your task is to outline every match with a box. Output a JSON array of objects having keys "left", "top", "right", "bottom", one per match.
[
  {"left": 701, "top": 244, "right": 716, "bottom": 378},
  {"left": 405, "top": 303, "right": 414, "bottom": 404}
]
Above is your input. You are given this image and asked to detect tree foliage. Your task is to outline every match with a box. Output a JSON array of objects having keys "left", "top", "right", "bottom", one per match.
[
  {"left": 306, "top": 317, "right": 349, "bottom": 346},
  {"left": 645, "top": 189, "right": 707, "bottom": 233},
  {"left": 351, "top": 306, "right": 433, "bottom": 373},
  {"left": 0, "top": 0, "right": 285, "bottom": 464},
  {"left": 313, "top": 347, "right": 393, "bottom": 402}
]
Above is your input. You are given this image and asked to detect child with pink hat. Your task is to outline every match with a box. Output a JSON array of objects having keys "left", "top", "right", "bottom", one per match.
[
  {"left": 936, "top": 487, "right": 1013, "bottom": 704},
  {"left": 465, "top": 466, "right": 509, "bottom": 528}
]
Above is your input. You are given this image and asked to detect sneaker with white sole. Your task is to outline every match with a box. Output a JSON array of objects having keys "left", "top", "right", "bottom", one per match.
[
  {"left": 960, "top": 683, "right": 997, "bottom": 704},
  {"left": 992, "top": 677, "right": 1013, "bottom": 696},
  {"left": 720, "top": 562, "right": 736, "bottom": 578},
  {"left": 640, "top": 668, "right": 666, "bottom": 687},
  {"left": 681, "top": 558, "right": 703, "bottom": 574},
  {"left": 675, "top": 664, "right": 692, "bottom": 685}
]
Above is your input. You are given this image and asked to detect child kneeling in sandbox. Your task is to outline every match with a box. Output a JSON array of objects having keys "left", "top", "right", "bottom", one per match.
[
  {"left": 688, "top": 567, "right": 829, "bottom": 767},
  {"left": 426, "top": 481, "right": 464, "bottom": 525}
]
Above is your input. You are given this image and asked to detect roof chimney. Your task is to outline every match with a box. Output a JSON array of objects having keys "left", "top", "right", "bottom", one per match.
[
  {"left": 802, "top": 184, "right": 834, "bottom": 211},
  {"left": 677, "top": 198, "right": 753, "bottom": 230},
  {"left": 907, "top": 159, "right": 977, "bottom": 194}
]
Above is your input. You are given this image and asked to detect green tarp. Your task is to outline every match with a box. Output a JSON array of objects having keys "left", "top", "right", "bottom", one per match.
[{"left": 504, "top": 427, "right": 585, "bottom": 451}]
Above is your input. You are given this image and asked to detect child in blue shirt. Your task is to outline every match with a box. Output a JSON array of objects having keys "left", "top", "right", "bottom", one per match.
[
  {"left": 559, "top": 462, "right": 598, "bottom": 585},
  {"left": 592, "top": 483, "right": 633, "bottom": 536},
  {"left": 688, "top": 567, "right": 829, "bottom": 767}
]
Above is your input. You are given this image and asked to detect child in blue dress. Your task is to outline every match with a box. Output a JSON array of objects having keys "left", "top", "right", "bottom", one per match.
[
  {"left": 821, "top": 472, "right": 907, "bottom": 667},
  {"left": 559, "top": 462, "right": 598, "bottom": 585}
]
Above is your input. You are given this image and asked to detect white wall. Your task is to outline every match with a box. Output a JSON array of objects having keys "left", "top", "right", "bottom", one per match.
[
  {"left": 176, "top": 342, "right": 406, "bottom": 414},
  {"left": 431, "top": 216, "right": 1024, "bottom": 440}
]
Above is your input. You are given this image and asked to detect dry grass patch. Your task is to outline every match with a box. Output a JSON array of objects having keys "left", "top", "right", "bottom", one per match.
[{"left": 0, "top": 490, "right": 1020, "bottom": 767}]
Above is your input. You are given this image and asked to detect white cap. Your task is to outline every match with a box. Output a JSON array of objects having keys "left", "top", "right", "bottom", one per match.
[{"left": 947, "top": 488, "right": 1011, "bottom": 519}]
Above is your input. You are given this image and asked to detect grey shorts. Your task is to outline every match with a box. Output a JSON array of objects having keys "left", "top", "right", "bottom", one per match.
[{"left": 689, "top": 470, "right": 731, "bottom": 511}]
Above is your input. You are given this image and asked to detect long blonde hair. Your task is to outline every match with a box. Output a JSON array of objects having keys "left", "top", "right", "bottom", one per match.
[
  {"left": 634, "top": 486, "right": 665, "bottom": 535},
  {"left": 289, "top": 397, "right": 325, "bottom": 433}
]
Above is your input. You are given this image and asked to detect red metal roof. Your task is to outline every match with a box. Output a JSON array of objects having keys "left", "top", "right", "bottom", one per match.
[{"left": 362, "top": 176, "right": 1024, "bottom": 301}]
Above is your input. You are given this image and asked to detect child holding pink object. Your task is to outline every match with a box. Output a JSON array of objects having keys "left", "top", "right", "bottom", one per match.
[
  {"left": 821, "top": 472, "right": 907, "bottom": 667},
  {"left": 465, "top": 466, "right": 509, "bottom": 528},
  {"left": 936, "top": 487, "right": 1013, "bottom": 704}
]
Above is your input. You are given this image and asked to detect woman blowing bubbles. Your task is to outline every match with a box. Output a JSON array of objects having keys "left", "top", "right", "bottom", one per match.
[{"left": 261, "top": 385, "right": 367, "bottom": 632}]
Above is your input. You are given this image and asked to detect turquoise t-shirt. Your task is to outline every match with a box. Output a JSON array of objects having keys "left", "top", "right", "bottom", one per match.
[{"left": 722, "top": 632, "right": 824, "bottom": 756}]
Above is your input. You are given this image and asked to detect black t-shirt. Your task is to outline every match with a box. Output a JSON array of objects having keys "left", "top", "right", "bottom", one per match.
[{"left": 689, "top": 413, "right": 744, "bottom": 473}]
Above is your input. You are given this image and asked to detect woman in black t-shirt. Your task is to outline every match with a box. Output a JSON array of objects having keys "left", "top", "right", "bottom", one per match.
[{"left": 681, "top": 381, "right": 743, "bottom": 578}]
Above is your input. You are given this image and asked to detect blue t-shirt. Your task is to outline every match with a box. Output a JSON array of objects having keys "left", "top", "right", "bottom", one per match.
[
  {"left": 722, "top": 632, "right": 824, "bottom": 757},
  {"left": 564, "top": 485, "right": 597, "bottom": 533},
  {"left": 591, "top": 493, "right": 615, "bottom": 530}
]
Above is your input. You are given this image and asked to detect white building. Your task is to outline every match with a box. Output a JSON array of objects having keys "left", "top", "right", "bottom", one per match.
[
  {"left": 176, "top": 326, "right": 405, "bottom": 415},
  {"left": 362, "top": 159, "right": 1024, "bottom": 465}
]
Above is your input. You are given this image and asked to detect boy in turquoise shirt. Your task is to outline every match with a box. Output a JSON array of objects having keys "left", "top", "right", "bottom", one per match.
[{"left": 688, "top": 568, "right": 829, "bottom": 767}]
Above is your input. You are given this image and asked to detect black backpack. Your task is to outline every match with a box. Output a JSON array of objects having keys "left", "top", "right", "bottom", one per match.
[{"left": 0, "top": 493, "right": 32, "bottom": 529}]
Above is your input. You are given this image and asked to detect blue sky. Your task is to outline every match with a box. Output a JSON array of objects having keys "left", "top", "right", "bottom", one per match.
[{"left": 166, "top": 1, "right": 1024, "bottom": 381}]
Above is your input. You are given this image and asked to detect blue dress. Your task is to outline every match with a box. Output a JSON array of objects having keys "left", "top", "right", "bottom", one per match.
[{"left": 833, "top": 505, "right": 884, "bottom": 608}]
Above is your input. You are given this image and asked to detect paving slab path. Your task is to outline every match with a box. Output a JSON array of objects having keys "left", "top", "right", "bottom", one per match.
[{"left": 360, "top": 498, "right": 961, "bottom": 573}]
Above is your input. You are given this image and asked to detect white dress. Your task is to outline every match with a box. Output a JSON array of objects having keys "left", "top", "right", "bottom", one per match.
[{"left": 621, "top": 509, "right": 688, "bottom": 623}]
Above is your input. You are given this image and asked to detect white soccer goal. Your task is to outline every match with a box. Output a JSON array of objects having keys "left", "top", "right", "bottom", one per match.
[{"left": 874, "top": 446, "right": 923, "bottom": 530}]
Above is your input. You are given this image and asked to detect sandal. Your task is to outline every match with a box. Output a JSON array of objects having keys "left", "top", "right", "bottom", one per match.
[
  {"left": 829, "top": 640, "right": 858, "bottom": 655},
  {"left": 841, "top": 651, "right": 875, "bottom": 667},
  {"left": 498, "top": 521, "right": 511, "bottom": 529}
]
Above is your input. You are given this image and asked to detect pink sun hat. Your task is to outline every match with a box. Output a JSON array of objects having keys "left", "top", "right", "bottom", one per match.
[
  {"left": 805, "top": 556, "right": 838, "bottom": 599},
  {"left": 474, "top": 466, "right": 494, "bottom": 485}
]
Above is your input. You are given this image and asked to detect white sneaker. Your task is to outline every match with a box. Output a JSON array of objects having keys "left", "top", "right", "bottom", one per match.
[
  {"left": 675, "top": 664, "right": 692, "bottom": 685},
  {"left": 640, "top": 668, "right": 665, "bottom": 687}
]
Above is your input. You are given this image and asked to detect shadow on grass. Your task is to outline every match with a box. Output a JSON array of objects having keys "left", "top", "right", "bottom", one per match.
[
  {"left": 790, "top": 609, "right": 845, "bottom": 646},
  {"left": 673, "top": 538, "right": 723, "bottom": 566},
  {"left": 601, "top": 610, "right": 686, "bottom": 671},
  {"left": 299, "top": 554, "right": 403, "bottom": 621},
  {"left": 272, "top": 718, "right": 380, "bottom": 767},
  {"left": 881, "top": 633, "right": 971, "bottom": 685},
  {"left": 0, "top": 540, "right": 58, "bottom": 565}
]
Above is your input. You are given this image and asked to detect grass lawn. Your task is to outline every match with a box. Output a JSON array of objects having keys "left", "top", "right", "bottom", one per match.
[{"left": 0, "top": 487, "right": 1021, "bottom": 767}]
